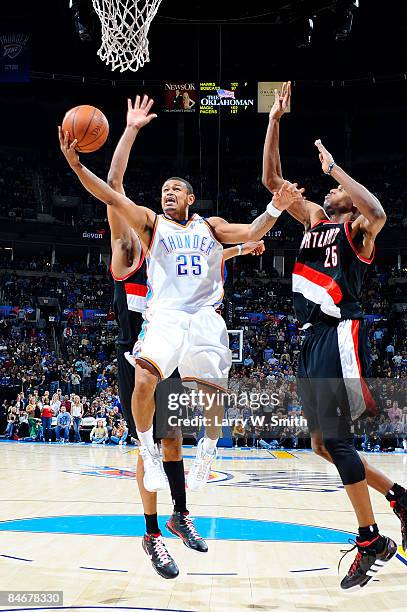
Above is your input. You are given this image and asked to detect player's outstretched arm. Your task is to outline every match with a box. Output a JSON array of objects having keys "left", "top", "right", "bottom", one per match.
[
  {"left": 315, "top": 139, "right": 387, "bottom": 239},
  {"left": 262, "top": 83, "right": 326, "bottom": 229},
  {"left": 107, "top": 96, "right": 156, "bottom": 264},
  {"left": 107, "top": 95, "right": 157, "bottom": 195},
  {"left": 58, "top": 127, "right": 154, "bottom": 242},
  {"left": 222, "top": 240, "right": 265, "bottom": 261},
  {"left": 262, "top": 82, "right": 291, "bottom": 192},
  {"left": 208, "top": 181, "right": 304, "bottom": 244}
]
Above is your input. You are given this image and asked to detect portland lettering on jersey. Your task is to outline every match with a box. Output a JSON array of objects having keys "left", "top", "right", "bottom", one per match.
[{"left": 300, "top": 227, "right": 340, "bottom": 250}]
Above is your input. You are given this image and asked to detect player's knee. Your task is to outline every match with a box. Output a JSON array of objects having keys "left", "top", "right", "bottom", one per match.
[
  {"left": 162, "top": 437, "right": 182, "bottom": 461},
  {"left": 133, "top": 365, "right": 156, "bottom": 401},
  {"left": 324, "top": 438, "right": 365, "bottom": 485},
  {"left": 311, "top": 434, "right": 330, "bottom": 460},
  {"left": 311, "top": 439, "right": 327, "bottom": 458}
]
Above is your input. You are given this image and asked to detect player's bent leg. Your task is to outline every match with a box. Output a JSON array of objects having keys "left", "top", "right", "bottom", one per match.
[
  {"left": 313, "top": 432, "right": 407, "bottom": 553},
  {"left": 323, "top": 438, "right": 397, "bottom": 589},
  {"left": 359, "top": 455, "right": 407, "bottom": 552},
  {"left": 181, "top": 308, "right": 231, "bottom": 492},
  {"left": 162, "top": 436, "right": 208, "bottom": 553},
  {"left": 186, "top": 383, "right": 223, "bottom": 492},
  {"left": 133, "top": 362, "right": 168, "bottom": 493},
  {"left": 136, "top": 454, "right": 179, "bottom": 579}
]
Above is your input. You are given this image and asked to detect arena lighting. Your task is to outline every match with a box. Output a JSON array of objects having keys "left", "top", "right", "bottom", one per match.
[
  {"left": 334, "top": 0, "right": 359, "bottom": 42},
  {"left": 297, "top": 16, "right": 314, "bottom": 49}
]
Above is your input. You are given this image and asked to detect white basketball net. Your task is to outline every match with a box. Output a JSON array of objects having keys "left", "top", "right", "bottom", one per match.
[{"left": 92, "top": 0, "right": 163, "bottom": 72}]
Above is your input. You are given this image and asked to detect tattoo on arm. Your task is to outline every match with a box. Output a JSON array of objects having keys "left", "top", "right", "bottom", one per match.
[{"left": 250, "top": 212, "right": 277, "bottom": 240}]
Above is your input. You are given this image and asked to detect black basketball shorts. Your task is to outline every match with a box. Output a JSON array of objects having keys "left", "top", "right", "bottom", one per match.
[{"left": 297, "top": 319, "right": 377, "bottom": 439}]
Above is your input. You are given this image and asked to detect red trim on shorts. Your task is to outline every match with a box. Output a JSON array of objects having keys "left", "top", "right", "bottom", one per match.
[
  {"left": 293, "top": 262, "right": 343, "bottom": 304},
  {"left": 345, "top": 222, "right": 375, "bottom": 264},
  {"left": 182, "top": 376, "right": 228, "bottom": 393},
  {"left": 351, "top": 320, "right": 378, "bottom": 416},
  {"left": 124, "top": 282, "right": 148, "bottom": 297},
  {"left": 136, "top": 356, "right": 163, "bottom": 380}
]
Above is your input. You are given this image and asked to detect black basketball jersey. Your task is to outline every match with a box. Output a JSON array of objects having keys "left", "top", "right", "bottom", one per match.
[
  {"left": 292, "top": 220, "right": 374, "bottom": 326},
  {"left": 111, "top": 254, "right": 147, "bottom": 347}
]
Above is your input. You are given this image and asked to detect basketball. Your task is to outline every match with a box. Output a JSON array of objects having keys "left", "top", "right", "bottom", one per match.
[{"left": 61, "top": 105, "right": 109, "bottom": 153}]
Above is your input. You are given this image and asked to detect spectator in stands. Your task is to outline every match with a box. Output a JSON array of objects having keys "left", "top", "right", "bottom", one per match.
[
  {"left": 15, "top": 408, "right": 28, "bottom": 438},
  {"left": 109, "top": 419, "right": 128, "bottom": 445},
  {"left": 71, "top": 394, "right": 83, "bottom": 442},
  {"left": 90, "top": 418, "right": 108, "bottom": 444},
  {"left": 55, "top": 406, "right": 72, "bottom": 443},
  {"left": 26, "top": 396, "right": 39, "bottom": 438},
  {"left": 41, "top": 401, "right": 54, "bottom": 442},
  {"left": 232, "top": 422, "right": 248, "bottom": 448},
  {"left": 389, "top": 416, "right": 404, "bottom": 449},
  {"left": 71, "top": 370, "right": 81, "bottom": 395},
  {"left": 6, "top": 411, "right": 16, "bottom": 439},
  {"left": 388, "top": 401, "right": 403, "bottom": 423},
  {"left": 0, "top": 400, "right": 8, "bottom": 433},
  {"left": 50, "top": 392, "right": 61, "bottom": 415}
]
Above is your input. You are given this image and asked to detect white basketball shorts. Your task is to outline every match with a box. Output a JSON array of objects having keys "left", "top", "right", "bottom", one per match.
[{"left": 129, "top": 306, "right": 232, "bottom": 390}]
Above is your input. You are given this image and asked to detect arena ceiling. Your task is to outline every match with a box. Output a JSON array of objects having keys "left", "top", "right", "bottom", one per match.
[{"left": 4, "top": 1, "right": 407, "bottom": 81}]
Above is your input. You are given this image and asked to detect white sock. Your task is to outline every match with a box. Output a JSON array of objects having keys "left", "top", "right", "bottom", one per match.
[
  {"left": 202, "top": 437, "right": 217, "bottom": 454},
  {"left": 136, "top": 425, "right": 155, "bottom": 450}
]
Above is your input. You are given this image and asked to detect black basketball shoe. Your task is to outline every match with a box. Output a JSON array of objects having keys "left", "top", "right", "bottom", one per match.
[
  {"left": 142, "top": 533, "right": 179, "bottom": 579},
  {"left": 391, "top": 493, "right": 407, "bottom": 552},
  {"left": 166, "top": 512, "right": 208, "bottom": 553},
  {"left": 339, "top": 535, "right": 397, "bottom": 590}
]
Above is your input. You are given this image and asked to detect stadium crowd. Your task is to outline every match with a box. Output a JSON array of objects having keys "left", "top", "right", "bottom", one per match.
[{"left": 0, "top": 245, "right": 406, "bottom": 450}]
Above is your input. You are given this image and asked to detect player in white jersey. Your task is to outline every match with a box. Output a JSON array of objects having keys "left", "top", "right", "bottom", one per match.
[
  {"left": 106, "top": 96, "right": 265, "bottom": 578},
  {"left": 58, "top": 94, "right": 304, "bottom": 494}
]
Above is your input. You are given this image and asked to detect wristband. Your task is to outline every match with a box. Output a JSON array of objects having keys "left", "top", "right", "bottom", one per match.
[
  {"left": 237, "top": 244, "right": 243, "bottom": 256},
  {"left": 327, "top": 161, "right": 336, "bottom": 175},
  {"left": 266, "top": 201, "right": 282, "bottom": 218}
]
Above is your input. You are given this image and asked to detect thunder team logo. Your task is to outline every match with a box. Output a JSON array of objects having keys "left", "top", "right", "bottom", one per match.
[{"left": 64, "top": 464, "right": 233, "bottom": 483}]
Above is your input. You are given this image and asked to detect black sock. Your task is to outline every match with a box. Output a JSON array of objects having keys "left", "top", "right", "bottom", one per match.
[
  {"left": 385, "top": 482, "right": 406, "bottom": 503},
  {"left": 357, "top": 523, "right": 380, "bottom": 544},
  {"left": 163, "top": 460, "right": 188, "bottom": 514},
  {"left": 145, "top": 513, "right": 160, "bottom": 535}
]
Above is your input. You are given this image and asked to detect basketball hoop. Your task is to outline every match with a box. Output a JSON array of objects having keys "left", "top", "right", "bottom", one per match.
[{"left": 91, "top": 0, "right": 163, "bottom": 72}]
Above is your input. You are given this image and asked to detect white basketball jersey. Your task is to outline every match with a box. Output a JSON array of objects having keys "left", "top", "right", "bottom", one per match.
[{"left": 145, "top": 213, "right": 224, "bottom": 314}]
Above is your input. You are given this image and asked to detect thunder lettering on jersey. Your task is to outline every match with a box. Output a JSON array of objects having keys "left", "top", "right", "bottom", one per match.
[
  {"left": 145, "top": 213, "right": 224, "bottom": 313},
  {"left": 292, "top": 220, "right": 375, "bottom": 326}
]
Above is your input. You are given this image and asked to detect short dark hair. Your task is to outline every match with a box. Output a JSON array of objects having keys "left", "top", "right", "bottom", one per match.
[{"left": 164, "top": 177, "right": 194, "bottom": 195}]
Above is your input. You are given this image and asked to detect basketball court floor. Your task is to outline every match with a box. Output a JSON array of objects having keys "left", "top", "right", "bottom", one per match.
[{"left": 0, "top": 441, "right": 406, "bottom": 611}]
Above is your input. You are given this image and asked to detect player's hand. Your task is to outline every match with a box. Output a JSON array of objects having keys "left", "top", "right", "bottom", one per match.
[
  {"left": 241, "top": 240, "right": 265, "bottom": 256},
  {"left": 58, "top": 126, "right": 80, "bottom": 168},
  {"left": 272, "top": 180, "right": 305, "bottom": 211},
  {"left": 269, "top": 81, "right": 291, "bottom": 121},
  {"left": 127, "top": 95, "right": 157, "bottom": 130},
  {"left": 315, "top": 139, "right": 335, "bottom": 174}
]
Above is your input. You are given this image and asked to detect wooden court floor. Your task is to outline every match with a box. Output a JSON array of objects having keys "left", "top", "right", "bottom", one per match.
[{"left": 0, "top": 441, "right": 406, "bottom": 612}]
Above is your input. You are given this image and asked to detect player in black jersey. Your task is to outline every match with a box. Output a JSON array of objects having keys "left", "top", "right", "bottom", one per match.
[
  {"left": 262, "top": 82, "right": 406, "bottom": 589},
  {"left": 107, "top": 95, "right": 266, "bottom": 579}
]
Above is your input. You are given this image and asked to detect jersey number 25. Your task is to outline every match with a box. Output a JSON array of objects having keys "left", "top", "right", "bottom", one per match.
[
  {"left": 176, "top": 254, "right": 202, "bottom": 276},
  {"left": 324, "top": 245, "right": 338, "bottom": 268}
]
